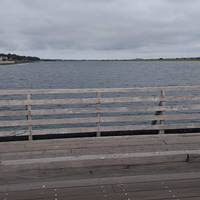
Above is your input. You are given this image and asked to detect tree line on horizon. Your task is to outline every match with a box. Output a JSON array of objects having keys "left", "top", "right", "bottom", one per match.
[
  {"left": 0, "top": 53, "right": 40, "bottom": 62},
  {"left": 1, "top": 53, "right": 200, "bottom": 62}
]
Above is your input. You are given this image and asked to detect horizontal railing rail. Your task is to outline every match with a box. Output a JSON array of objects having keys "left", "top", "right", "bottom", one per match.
[
  {"left": 1, "top": 85, "right": 200, "bottom": 140},
  {"left": 2, "top": 85, "right": 200, "bottom": 95}
]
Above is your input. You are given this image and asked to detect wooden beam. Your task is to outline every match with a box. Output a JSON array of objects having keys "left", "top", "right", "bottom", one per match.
[{"left": 1, "top": 85, "right": 200, "bottom": 95}]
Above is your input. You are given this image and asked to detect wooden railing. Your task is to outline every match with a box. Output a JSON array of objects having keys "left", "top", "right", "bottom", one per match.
[{"left": 1, "top": 86, "right": 200, "bottom": 140}]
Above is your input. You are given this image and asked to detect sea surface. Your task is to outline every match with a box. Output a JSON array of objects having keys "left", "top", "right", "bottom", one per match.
[{"left": 0, "top": 60, "right": 200, "bottom": 89}]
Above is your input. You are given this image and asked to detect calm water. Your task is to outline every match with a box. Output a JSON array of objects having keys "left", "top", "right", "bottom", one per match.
[{"left": 0, "top": 61, "right": 200, "bottom": 89}]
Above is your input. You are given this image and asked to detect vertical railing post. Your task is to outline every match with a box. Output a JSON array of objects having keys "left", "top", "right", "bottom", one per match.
[
  {"left": 96, "top": 91, "right": 101, "bottom": 137},
  {"left": 26, "top": 94, "right": 32, "bottom": 140},
  {"left": 159, "top": 89, "right": 165, "bottom": 134}
]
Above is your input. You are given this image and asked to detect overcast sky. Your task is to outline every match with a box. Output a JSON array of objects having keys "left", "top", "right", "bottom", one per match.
[{"left": 0, "top": 0, "right": 200, "bottom": 59}]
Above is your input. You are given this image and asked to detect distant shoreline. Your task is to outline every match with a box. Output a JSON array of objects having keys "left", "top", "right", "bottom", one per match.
[
  {"left": 0, "top": 61, "right": 16, "bottom": 65},
  {"left": 1, "top": 59, "right": 200, "bottom": 65},
  {"left": 1, "top": 53, "right": 200, "bottom": 63},
  {"left": 41, "top": 58, "right": 200, "bottom": 62},
  {"left": 0, "top": 60, "right": 40, "bottom": 65},
  {"left": 0, "top": 53, "right": 40, "bottom": 65}
]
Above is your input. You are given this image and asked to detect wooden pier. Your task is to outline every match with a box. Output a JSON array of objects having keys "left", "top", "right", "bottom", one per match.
[
  {"left": 1, "top": 134, "right": 200, "bottom": 199},
  {"left": 0, "top": 86, "right": 200, "bottom": 199}
]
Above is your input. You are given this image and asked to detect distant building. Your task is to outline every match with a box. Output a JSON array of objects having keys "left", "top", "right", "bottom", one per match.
[{"left": 0, "top": 56, "right": 8, "bottom": 61}]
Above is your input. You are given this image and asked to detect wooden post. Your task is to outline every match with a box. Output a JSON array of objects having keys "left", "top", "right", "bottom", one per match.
[
  {"left": 26, "top": 94, "right": 33, "bottom": 140},
  {"left": 159, "top": 89, "right": 165, "bottom": 134},
  {"left": 96, "top": 91, "right": 101, "bottom": 137},
  {"left": 151, "top": 89, "right": 165, "bottom": 134}
]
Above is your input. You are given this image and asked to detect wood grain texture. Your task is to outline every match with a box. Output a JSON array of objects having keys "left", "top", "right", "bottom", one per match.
[
  {"left": 0, "top": 133, "right": 200, "bottom": 199},
  {"left": 1, "top": 85, "right": 200, "bottom": 95},
  {"left": 0, "top": 86, "right": 200, "bottom": 138}
]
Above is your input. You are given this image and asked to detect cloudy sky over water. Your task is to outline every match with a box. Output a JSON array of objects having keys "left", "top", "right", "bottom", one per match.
[{"left": 0, "top": 0, "right": 200, "bottom": 59}]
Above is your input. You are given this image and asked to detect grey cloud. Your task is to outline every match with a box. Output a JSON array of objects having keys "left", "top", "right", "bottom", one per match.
[{"left": 0, "top": 0, "right": 200, "bottom": 59}]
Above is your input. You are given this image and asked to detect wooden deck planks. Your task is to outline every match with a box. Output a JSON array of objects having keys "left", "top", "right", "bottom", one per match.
[
  {"left": 1, "top": 173, "right": 200, "bottom": 200},
  {"left": 0, "top": 135, "right": 199, "bottom": 158},
  {"left": 0, "top": 134, "right": 200, "bottom": 199}
]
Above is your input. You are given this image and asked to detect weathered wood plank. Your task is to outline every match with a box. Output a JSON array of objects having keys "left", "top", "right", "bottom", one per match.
[
  {"left": 101, "top": 113, "right": 200, "bottom": 122},
  {"left": 1, "top": 150, "right": 200, "bottom": 166},
  {"left": 2, "top": 113, "right": 200, "bottom": 128},
  {"left": 0, "top": 110, "right": 28, "bottom": 116},
  {"left": 0, "top": 130, "right": 28, "bottom": 137},
  {"left": 0, "top": 127, "right": 97, "bottom": 137},
  {"left": 1, "top": 123, "right": 199, "bottom": 137},
  {"left": 28, "top": 104, "right": 200, "bottom": 115},
  {"left": 1, "top": 141, "right": 200, "bottom": 160},
  {"left": 26, "top": 94, "right": 32, "bottom": 140},
  {"left": 1, "top": 144, "right": 197, "bottom": 160},
  {"left": 166, "top": 95, "right": 200, "bottom": 101},
  {"left": 1, "top": 172, "right": 200, "bottom": 192},
  {"left": 1, "top": 133, "right": 200, "bottom": 153},
  {"left": 31, "top": 108, "right": 98, "bottom": 115},
  {"left": 99, "top": 124, "right": 200, "bottom": 132},
  {"left": 0, "top": 96, "right": 160, "bottom": 106},
  {"left": 0, "top": 98, "right": 97, "bottom": 106},
  {"left": 0, "top": 135, "right": 165, "bottom": 152},
  {"left": 1, "top": 85, "right": 200, "bottom": 95},
  {"left": 0, "top": 95, "right": 200, "bottom": 107},
  {"left": 2, "top": 104, "right": 200, "bottom": 117},
  {"left": 0, "top": 117, "right": 97, "bottom": 127},
  {"left": 32, "top": 127, "right": 98, "bottom": 135}
]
